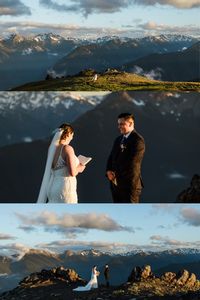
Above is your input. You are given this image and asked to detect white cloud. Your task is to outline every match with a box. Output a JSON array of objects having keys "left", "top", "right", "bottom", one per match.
[
  {"left": 157, "top": 225, "right": 167, "bottom": 229},
  {"left": 18, "top": 226, "right": 37, "bottom": 233},
  {"left": 150, "top": 234, "right": 200, "bottom": 248},
  {"left": 0, "top": 21, "right": 126, "bottom": 39},
  {"left": 39, "top": 0, "right": 135, "bottom": 17},
  {"left": 0, "top": 233, "right": 16, "bottom": 240},
  {"left": 0, "top": 20, "right": 199, "bottom": 39},
  {"left": 37, "top": 239, "right": 136, "bottom": 253},
  {"left": 151, "top": 204, "right": 179, "bottom": 214},
  {"left": 131, "top": 65, "right": 163, "bottom": 80},
  {"left": 180, "top": 207, "right": 200, "bottom": 226},
  {"left": 138, "top": 21, "right": 200, "bottom": 35},
  {"left": 133, "top": 0, "right": 200, "bottom": 9},
  {"left": 0, "top": 242, "right": 30, "bottom": 259},
  {"left": 0, "top": 0, "right": 31, "bottom": 16},
  {"left": 39, "top": 0, "right": 200, "bottom": 17},
  {"left": 16, "top": 211, "right": 134, "bottom": 238}
]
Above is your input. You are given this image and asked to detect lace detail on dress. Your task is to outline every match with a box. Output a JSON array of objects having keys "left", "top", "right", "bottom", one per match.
[
  {"left": 53, "top": 145, "right": 66, "bottom": 170},
  {"left": 47, "top": 145, "right": 79, "bottom": 203}
]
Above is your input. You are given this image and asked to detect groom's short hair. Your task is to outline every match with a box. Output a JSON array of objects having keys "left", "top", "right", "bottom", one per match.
[{"left": 118, "top": 113, "right": 135, "bottom": 122}]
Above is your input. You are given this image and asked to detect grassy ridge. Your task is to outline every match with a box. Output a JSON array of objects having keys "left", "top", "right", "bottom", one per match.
[{"left": 12, "top": 70, "right": 200, "bottom": 91}]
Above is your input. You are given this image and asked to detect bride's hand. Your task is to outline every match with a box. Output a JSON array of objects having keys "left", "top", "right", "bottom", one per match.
[{"left": 78, "top": 163, "right": 86, "bottom": 173}]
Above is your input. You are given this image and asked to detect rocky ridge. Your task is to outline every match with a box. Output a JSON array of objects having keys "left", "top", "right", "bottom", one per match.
[{"left": 1, "top": 265, "right": 200, "bottom": 300}]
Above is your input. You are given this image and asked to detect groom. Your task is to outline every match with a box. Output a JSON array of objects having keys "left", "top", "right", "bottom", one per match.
[{"left": 106, "top": 113, "right": 145, "bottom": 203}]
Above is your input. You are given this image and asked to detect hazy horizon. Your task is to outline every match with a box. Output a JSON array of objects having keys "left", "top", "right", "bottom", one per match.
[
  {"left": 0, "top": 1, "right": 199, "bottom": 39},
  {"left": 1, "top": 204, "right": 200, "bottom": 257}
]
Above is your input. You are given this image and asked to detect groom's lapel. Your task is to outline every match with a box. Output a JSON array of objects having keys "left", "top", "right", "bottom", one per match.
[{"left": 125, "top": 130, "right": 134, "bottom": 144}]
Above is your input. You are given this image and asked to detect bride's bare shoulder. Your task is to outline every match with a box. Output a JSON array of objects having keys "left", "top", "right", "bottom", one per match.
[{"left": 64, "top": 144, "right": 74, "bottom": 154}]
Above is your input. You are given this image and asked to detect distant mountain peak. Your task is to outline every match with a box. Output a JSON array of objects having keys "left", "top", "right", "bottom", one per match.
[
  {"left": 34, "top": 32, "right": 64, "bottom": 42},
  {"left": 25, "top": 248, "right": 57, "bottom": 256},
  {"left": 7, "top": 33, "right": 25, "bottom": 43},
  {"left": 80, "top": 249, "right": 102, "bottom": 256}
]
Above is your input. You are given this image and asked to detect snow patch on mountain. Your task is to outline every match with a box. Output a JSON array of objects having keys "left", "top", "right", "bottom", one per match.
[
  {"left": 22, "top": 48, "right": 33, "bottom": 55},
  {"left": 2, "top": 247, "right": 200, "bottom": 264},
  {"left": 0, "top": 273, "right": 8, "bottom": 277},
  {"left": 132, "top": 99, "right": 145, "bottom": 106},
  {"left": 0, "top": 92, "right": 102, "bottom": 113}
]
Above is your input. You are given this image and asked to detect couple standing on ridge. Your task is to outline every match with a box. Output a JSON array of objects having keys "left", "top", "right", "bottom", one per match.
[
  {"left": 73, "top": 265, "right": 110, "bottom": 292},
  {"left": 37, "top": 113, "right": 145, "bottom": 204}
]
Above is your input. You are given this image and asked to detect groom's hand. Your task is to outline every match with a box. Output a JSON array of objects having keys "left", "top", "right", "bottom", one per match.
[{"left": 106, "top": 171, "right": 116, "bottom": 181}]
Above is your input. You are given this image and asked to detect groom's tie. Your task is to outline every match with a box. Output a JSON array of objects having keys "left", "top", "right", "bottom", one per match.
[
  {"left": 121, "top": 135, "right": 126, "bottom": 145},
  {"left": 120, "top": 135, "right": 127, "bottom": 152}
]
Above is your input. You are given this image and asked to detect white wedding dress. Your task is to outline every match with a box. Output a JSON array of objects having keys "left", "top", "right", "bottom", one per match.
[
  {"left": 73, "top": 269, "right": 98, "bottom": 291},
  {"left": 47, "top": 145, "right": 79, "bottom": 203}
]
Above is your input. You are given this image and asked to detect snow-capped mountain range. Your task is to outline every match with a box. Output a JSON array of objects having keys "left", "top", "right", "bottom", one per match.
[
  {"left": 1, "top": 91, "right": 199, "bottom": 148},
  {"left": 1, "top": 33, "right": 80, "bottom": 51},
  {"left": 0, "top": 91, "right": 103, "bottom": 147},
  {"left": 51, "top": 33, "right": 198, "bottom": 79},
  {"left": 1, "top": 33, "right": 196, "bottom": 48},
  {"left": 0, "top": 91, "right": 101, "bottom": 112},
  {"left": 0, "top": 33, "right": 198, "bottom": 90},
  {"left": 1, "top": 247, "right": 200, "bottom": 265}
]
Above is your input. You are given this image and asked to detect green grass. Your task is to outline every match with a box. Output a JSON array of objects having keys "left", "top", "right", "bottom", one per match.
[{"left": 12, "top": 71, "right": 200, "bottom": 91}]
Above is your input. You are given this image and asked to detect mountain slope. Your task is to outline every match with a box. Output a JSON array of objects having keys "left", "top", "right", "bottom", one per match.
[
  {"left": 52, "top": 35, "right": 197, "bottom": 76},
  {"left": 12, "top": 69, "right": 200, "bottom": 91},
  {"left": 0, "top": 33, "right": 79, "bottom": 90},
  {"left": 125, "top": 42, "right": 200, "bottom": 81},
  {"left": 11, "top": 250, "right": 62, "bottom": 274},
  {"left": 0, "top": 257, "right": 12, "bottom": 274},
  {"left": 0, "top": 42, "right": 13, "bottom": 63}
]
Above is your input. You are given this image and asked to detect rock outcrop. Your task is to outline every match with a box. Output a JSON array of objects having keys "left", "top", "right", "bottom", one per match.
[
  {"left": 128, "top": 265, "right": 199, "bottom": 288},
  {"left": 0, "top": 267, "right": 86, "bottom": 300},
  {"left": 128, "top": 265, "right": 154, "bottom": 282},
  {"left": 20, "top": 266, "right": 84, "bottom": 286},
  {"left": 161, "top": 269, "right": 197, "bottom": 288},
  {"left": 177, "top": 174, "right": 200, "bottom": 202},
  {"left": 126, "top": 265, "right": 200, "bottom": 299}
]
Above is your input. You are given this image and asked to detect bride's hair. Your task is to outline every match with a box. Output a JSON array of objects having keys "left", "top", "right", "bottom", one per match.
[
  {"left": 59, "top": 124, "right": 74, "bottom": 142},
  {"left": 59, "top": 123, "right": 71, "bottom": 130}
]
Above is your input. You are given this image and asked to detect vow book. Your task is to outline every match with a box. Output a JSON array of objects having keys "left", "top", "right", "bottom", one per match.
[{"left": 78, "top": 155, "right": 92, "bottom": 165}]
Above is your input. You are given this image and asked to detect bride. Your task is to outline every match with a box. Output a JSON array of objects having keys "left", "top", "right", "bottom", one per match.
[
  {"left": 37, "top": 124, "right": 85, "bottom": 203},
  {"left": 73, "top": 266, "right": 100, "bottom": 291}
]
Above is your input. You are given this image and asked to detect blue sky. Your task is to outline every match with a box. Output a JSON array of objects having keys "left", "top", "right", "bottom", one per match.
[
  {"left": 1, "top": 204, "right": 200, "bottom": 256},
  {"left": 0, "top": 0, "right": 199, "bottom": 38}
]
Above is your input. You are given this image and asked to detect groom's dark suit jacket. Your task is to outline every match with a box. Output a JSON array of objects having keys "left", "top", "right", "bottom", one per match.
[{"left": 106, "top": 130, "right": 145, "bottom": 203}]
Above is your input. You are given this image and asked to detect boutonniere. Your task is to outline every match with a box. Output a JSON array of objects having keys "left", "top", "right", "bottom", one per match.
[{"left": 120, "top": 143, "right": 127, "bottom": 152}]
